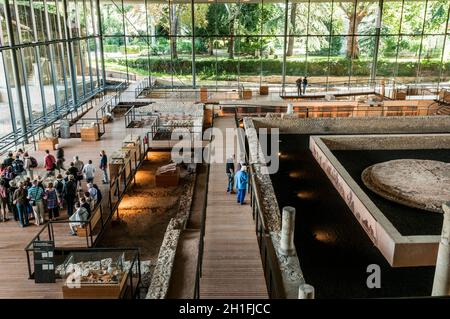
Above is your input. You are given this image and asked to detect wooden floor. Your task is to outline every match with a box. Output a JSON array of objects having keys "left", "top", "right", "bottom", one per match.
[
  {"left": 0, "top": 96, "right": 143, "bottom": 298},
  {"left": 200, "top": 117, "right": 268, "bottom": 299}
]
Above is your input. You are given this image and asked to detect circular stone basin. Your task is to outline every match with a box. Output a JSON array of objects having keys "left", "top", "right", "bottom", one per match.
[{"left": 362, "top": 159, "right": 450, "bottom": 213}]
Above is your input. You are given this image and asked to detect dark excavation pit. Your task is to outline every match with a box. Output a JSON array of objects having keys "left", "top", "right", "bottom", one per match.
[
  {"left": 270, "top": 134, "right": 436, "bottom": 299},
  {"left": 332, "top": 149, "right": 449, "bottom": 236}
]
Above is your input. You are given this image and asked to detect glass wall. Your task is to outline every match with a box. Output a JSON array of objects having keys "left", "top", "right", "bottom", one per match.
[
  {"left": 0, "top": 0, "right": 103, "bottom": 140},
  {"left": 100, "top": 0, "right": 450, "bottom": 89},
  {"left": 1, "top": 0, "right": 450, "bottom": 140}
]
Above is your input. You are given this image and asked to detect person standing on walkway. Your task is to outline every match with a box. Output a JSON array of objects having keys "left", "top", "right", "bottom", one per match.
[
  {"left": 296, "top": 77, "right": 303, "bottom": 96},
  {"left": 27, "top": 179, "right": 45, "bottom": 225},
  {"left": 0, "top": 179, "right": 9, "bottom": 222},
  {"left": 44, "top": 182, "right": 59, "bottom": 221},
  {"left": 82, "top": 160, "right": 96, "bottom": 184},
  {"left": 12, "top": 155, "right": 25, "bottom": 177},
  {"left": 2, "top": 152, "right": 14, "bottom": 167},
  {"left": 56, "top": 145, "right": 65, "bottom": 173},
  {"left": 226, "top": 155, "right": 235, "bottom": 193},
  {"left": 23, "top": 152, "right": 35, "bottom": 180},
  {"left": 99, "top": 150, "right": 109, "bottom": 184},
  {"left": 302, "top": 76, "right": 308, "bottom": 95},
  {"left": 13, "top": 182, "right": 29, "bottom": 227},
  {"left": 44, "top": 150, "right": 56, "bottom": 177},
  {"left": 54, "top": 174, "right": 65, "bottom": 209},
  {"left": 235, "top": 165, "right": 249, "bottom": 205},
  {"left": 73, "top": 156, "right": 84, "bottom": 187},
  {"left": 63, "top": 175, "right": 77, "bottom": 217}
]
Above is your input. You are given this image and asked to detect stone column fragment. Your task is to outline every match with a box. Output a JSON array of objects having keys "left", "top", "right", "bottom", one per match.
[
  {"left": 432, "top": 202, "right": 450, "bottom": 296},
  {"left": 298, "top": 284, "right": 315, "bottom": 299},
  {"left": 279, "top": 206, "right": 296, "bottom": 256}
]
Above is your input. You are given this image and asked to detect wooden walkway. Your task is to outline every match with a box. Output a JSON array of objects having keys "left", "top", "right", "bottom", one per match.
[{"left": 200, "top": 117, "right": 268, "bottom": 299}]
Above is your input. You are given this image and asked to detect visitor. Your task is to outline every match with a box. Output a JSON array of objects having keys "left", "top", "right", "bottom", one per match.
[
  {"left": 13, "top": 182, "right": 29, "bottom": 227},
  {"left": 56, "top": 145, "right": 65, "bottom": 173},
  {"left": 67, "top": 162, "right": 78, "bottom": 179},
  {"left": 16, "top": 149, "right": 24, "bottom": 160},
  {"left": 8, "top": 180, "right": 18, "bottom": 221},
  {"left": 1, "top": 166, "right": 15, "bottom": 186},
  {"left": 73, "top": 156, "right": 84, "bottom": 187},
  {"left": 99, "top": 150, "right": 109, "bottom": 184},
  {"left": 2, "top": 152, "right": 14, "bottom": 167},
  {"left": 235, "top": 165, "right": 249, "bottom": 205},
  {"left": 226, "top": 154, "right": 235, "bottom": 194},
  {"left": 82, "top": 160, "right": 96, "bottom": 184},
  {"left": 44, "top": 150, "right": 56, "bottom": 177},
  {"left": 84, "top": 191, "right": 95, "bottom": 212},
  {"left": 296, "top": 77, "right": 303, "bottom": 96},
  {"left": 68, "top": 202, "right": 89, "bottom": 236},
  {"left": 302, "top": 76, "right": 308, "bottom": 95},
  {"left": 54, "top": 174, "right": 65, "bottom": 209},
  {"left": 27, "top": 179, "right": 45, "bottom": 226},
  {"left": 87, "top": 183, "right": 98, "bottom": 204},
  {"left": 63, "top": 175, "right": 77, "bottom": 217},
  {"left": 0, "top": 179, "right": 9, "bottom": 222},
  {"left": 23, "top": 152, "right": 36, "bottom": 180},
  {"left": 92, "top": 183, "right": 102, "bottom": 204},
  {"left": 79, "top": 196, "right": 91, "bottom": 219},
  {"left": 12, "top": 155, "right": 25, "bottom": 176},
  {"left": 44, "top": 182, "right": 59, "bottom": 221}
]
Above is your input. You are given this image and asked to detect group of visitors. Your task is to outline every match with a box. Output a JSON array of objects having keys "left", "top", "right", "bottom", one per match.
[
  {"left": 296, "top": 76, "right": 308, "bottom": 96},
  {"left": 225, "top": 154, "right": 249, "bottom": 205},
  {"left": 0, "top": 148, "right": 106, "bottom": 234},
  {"left": 0, "top": 175, "right": 60, "bottom": 227},
  {"left": 43, "top": 148, "right": 109, "bottom": 185}
]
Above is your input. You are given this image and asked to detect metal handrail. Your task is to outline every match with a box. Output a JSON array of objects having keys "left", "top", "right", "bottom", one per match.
[{"left": 0, "top": 88, "right": 104, "bottom": 156}]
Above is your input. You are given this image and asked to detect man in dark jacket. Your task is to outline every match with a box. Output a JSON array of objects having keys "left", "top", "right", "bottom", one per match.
[
  {"left": 296, "top": 77, "right": 303, "bottom": 96},
  {"left": 63, "top": 175, "right": 77, "bottom": 217},
  {"left": 302, "top": 76, "right": 308, "bottom": 95},
  {"left": 226, "top": 154, "right": 235, "bottom": 194}
]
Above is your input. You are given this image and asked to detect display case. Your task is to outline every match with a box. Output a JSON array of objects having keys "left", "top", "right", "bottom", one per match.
[{"left": 60, "top": 251, "right": 128, "bottom": 299}]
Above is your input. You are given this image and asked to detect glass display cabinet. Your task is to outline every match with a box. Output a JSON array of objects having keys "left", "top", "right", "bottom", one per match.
[{"left": 60, "top": 251, "right": 131, "bottom": 299}]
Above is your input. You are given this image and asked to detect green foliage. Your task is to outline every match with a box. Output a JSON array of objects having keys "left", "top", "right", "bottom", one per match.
[{"left": 105, "top": 56, "right": 448, "bottom": 79}]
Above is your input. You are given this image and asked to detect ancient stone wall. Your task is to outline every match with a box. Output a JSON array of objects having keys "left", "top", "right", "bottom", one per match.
[
  {"left": 145, "top": 174, "right": 196, "bottom": 299},
  {"left": 253, "top": 116, "right": 450, "bottom": 135}
]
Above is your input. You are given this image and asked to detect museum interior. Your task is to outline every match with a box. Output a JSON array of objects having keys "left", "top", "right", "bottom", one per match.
[{"left": 0, "top": 0, "right": 449, "bottom": 300}]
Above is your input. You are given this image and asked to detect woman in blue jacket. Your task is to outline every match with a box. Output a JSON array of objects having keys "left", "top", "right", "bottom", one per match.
[{"left": 234, "top": 165, "right": 248, "bottom": 205}]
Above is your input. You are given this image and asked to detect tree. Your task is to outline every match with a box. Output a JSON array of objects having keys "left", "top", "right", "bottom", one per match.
[
  {"left": 338, "top": 2, "right": 373, "bottom": 59},
  {"left": 286, "top": 3, "right": 297, "bottom": 57}
]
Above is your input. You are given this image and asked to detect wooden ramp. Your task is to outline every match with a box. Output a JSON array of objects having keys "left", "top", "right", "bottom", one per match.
[{"left": 200, "top": 117, "right": 268, "bottom": 299}]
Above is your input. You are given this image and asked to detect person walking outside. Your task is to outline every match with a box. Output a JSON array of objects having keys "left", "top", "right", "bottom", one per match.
[
  {"left": 226, "top": 154, "right": 235, "bottom": 193},
  {"left": 82, "top": 160, "right": 96, "bottom": 184},
  {"left": 302, "top": 76, "right": 308, "bottom": 95},
  {"left": 56, "top": 145, "right": 65, "bottom": 173},
  {"left": 296, "top": 77, "right": 303, "bottom": 96},
  {"left": 44, "top": 182, "right": 59, "bottom": 221},
  {"left": 44, "top": 150, "right": 56, "bottom": 177},
  {"left": 235, "top": 165, "right": 249, "bottom": 205},
  {"left": 99, "top": 150, "right": 109, "bottom": 184},
  {"left": 13, "top": 182, "right": 29, "bottom": 227},
  {"left": 27, "top": 179, "right": 45, "bottom": 225}
]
